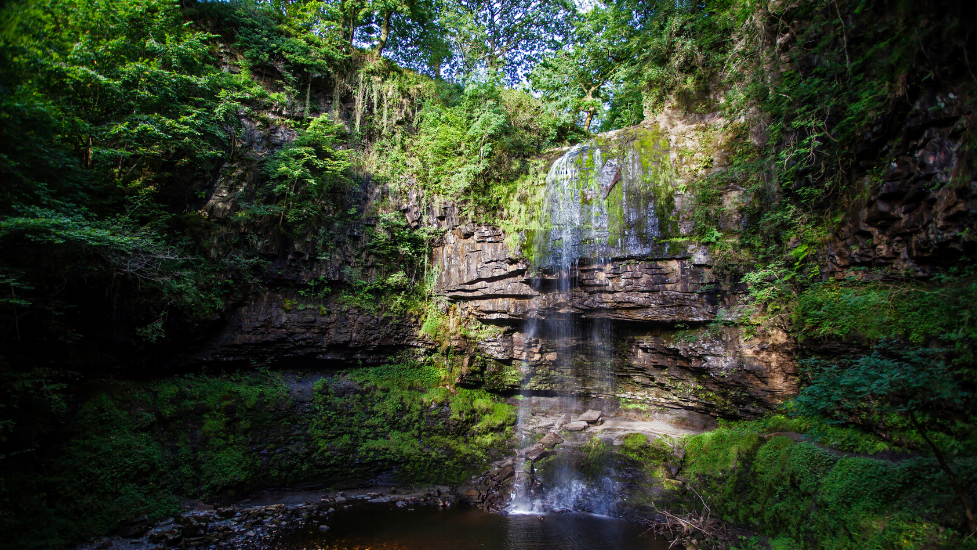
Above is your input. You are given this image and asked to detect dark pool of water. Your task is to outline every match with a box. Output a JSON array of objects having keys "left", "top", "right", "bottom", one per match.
[{"left": 277, "top": 504, "right": 670, "bottom": 550}]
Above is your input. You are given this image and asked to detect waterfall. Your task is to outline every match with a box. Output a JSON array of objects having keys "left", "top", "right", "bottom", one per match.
[{"left": 507, "top": 131, "right": 672, "bottom": 516}]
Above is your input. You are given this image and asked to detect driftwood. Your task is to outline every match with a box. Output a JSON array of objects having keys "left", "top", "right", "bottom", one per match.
[{"left": 637, "top": 484, "right": 742, "bottom": 550}]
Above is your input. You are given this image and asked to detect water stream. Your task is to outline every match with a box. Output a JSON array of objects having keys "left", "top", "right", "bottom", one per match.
[{"left": 508, "top": 136, "right": 670, "bottom": 515}]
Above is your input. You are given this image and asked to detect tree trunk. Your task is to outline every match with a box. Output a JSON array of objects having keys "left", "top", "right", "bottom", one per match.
[
  {"left": 375, "top": 11, "right": 392, "bottom": 57},
  {"left": 909, "top": 410, "right": 977, "bottom": 534},
  {"left": 346, "top": 10, "right": 357, "bottom": 50},
  {"left": 583, "top": 87, "right": 600, "bottom": 133},
  {"left": 432, "top": 58, "right": 443, "bottom": 80},
  {"left": 305, "top": 74, "right": 312, "bottom": 119}
]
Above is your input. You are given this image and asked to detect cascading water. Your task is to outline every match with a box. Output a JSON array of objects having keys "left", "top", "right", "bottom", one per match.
[{"left": 508, "top": 131, "right": 673, "bottom": 516}]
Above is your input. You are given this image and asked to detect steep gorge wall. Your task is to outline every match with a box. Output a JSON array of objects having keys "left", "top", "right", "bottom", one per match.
[
  {"left": 433, "top": 220, "right": 797, "bottom": 416},
  {"left": 194, "top": 80, "right": 976, "bottom": 423},
  {"left": 824, "top": 91, "right": 977, "bottom": 277},
  {"left": 176, "top": 0, "right": 977, "bottom": 424}
]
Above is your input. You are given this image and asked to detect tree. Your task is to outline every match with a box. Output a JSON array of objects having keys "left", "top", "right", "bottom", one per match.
[
  {"left": 259, "top": 115, "right": 351, "bottom": 231},
  {"left": 795, "top": 344, "right": 977, "bottom": 535},
  {"left": 276, "top": 0, "right": 433, "bottom": 59},
  {"left": 530, "top": 5, "right": 628, "bottom": 131},
  {"left": 383, "top": 6, "right": 454, "bottom": 78},
  {"left": 441, "top": 0, "right": 573, "bottom": 84},
  {"left": 368, "top": 0, "right": 426, "bottom": 57}
]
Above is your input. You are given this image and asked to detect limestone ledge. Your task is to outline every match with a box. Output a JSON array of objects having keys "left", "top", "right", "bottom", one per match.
[
  {"left": 457, "top": 323, "right": 796, "bottom": 418},
  {"left": 434, "top": 224, "right": 722, "bottom": 322}
]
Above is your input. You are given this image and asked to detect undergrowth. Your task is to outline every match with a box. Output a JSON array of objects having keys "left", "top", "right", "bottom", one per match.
[
  {"left": 677, "top": 422, "right": 977, "bottom": 549},
  {"left": 0, "top": 357, "right": 513, "bottom": 550}
]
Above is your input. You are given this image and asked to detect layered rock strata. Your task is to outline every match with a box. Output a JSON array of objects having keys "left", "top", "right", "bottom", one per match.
[{"left": 195, "top": 292, "right": 421, "bottom": 368}]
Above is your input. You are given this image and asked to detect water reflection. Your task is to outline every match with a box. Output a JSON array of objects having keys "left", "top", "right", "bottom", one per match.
[{"left": 278, "top": 504, "right": 669, "bottom": 550}]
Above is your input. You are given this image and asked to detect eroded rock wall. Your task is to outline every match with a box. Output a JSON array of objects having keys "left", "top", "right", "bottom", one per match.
[
  {"left": 825, "top": 92, "right": 977, "bottom": 277},
  {"left": 434, "top": 223, "right": 797, "bottom": 417},
  {"left": 432, "top": 121, "right": 799, "bottom": 419},
  {"left": 197, "top": 89, "right": 975, "bottom": 421},
  {"left": 195, "top": 291, "right": 422, "bottom": 368},
  {"left": 192, "top": 118, "right": 801, "bottom": 419}
]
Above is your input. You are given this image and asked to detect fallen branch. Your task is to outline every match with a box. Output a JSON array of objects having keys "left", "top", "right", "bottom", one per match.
[{"left": 637, "top": 483, "right": 738, "bottom": 549}]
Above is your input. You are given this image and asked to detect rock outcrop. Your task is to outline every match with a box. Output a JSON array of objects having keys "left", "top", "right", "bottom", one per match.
[
  {"left": 436, "top": 227, "right": 719, "bottom": 322},
  {"left": 825, "top": 92, "right": 977, "bottom": 277},
  {"left": 192, "top": 120, "right": 801, "bottom": 419},
  {"left": 431, "top": 122, "right": 798, "bottom": 418},
  {"left": 195, "top": 292, "right": 422, "bottom": 367},
  {"left": 194, "top": 92, "right": 974, "bottom": 421}
]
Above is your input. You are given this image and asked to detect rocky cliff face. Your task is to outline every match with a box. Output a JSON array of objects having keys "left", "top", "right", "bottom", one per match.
[
  {"left": 430, "top": 121, "right": 799, "bottom": 418},
  {"left": 191, "top": 118, "right": 801, "bottom": 419},
  {"left": 196, "top": 88, "right": 975, "bottom": 421},
  {"left": 194, "top": 291, "right": 423, "bottom": 368},
  {"left": 825, "top": 91, "right": 977, "bottom": 277},
  {"left": 432, "top": 222, "right": 797, "bottom": 417}
]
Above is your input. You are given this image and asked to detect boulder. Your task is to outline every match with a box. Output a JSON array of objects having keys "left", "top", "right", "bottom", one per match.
[
  {"left": 565, "top": 421, "right": 589, "bottom": 431},
  {"left": 538, "top": 432, "right": 564, "bottom": 449},
  {"left": 458, "top": 486, "right": 482, "bottom": 503},
  {"left": 524, "top": 444, "right": 551, "bottom": 462},
  {"left": 577, "top": 410, "right": 602, "bottom": 423}
]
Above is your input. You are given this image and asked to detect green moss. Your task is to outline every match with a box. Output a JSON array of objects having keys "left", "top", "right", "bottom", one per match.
[
  {"left": 0, "top": 371, "right": 290, "bottom": 549},
  {"left": 667, "top": 420, "right": 977, "bottom": 550},
  {"left": 633, "top": 126, "right": 679, "bottom": 238},
  {"left": 200, "top": 447, "right": 253, "bottom": 494},
  {"left": 0, "top": 361, "right": 515, "bottom": 549},
  {"left": 722, "top": 414, "right": 900, "bottom": 456},
  {"left": 309, "top": 356, "right": 514, "bottom": 484},
  {"left": 683, "top": 428, "right": 762, "bottom": 476},
  {"left": 620, "top": 433, "right": 674, "bottom": 474},
  {"left": 419, "top": 300, "right": 451, "bottom": 346},
  {"left": 479, "top": 358, "right": 523, "bottom": 391},
  {"left": 796, "top": 276, "right": 977, "bottom": 352},
  {"left": 504, "top": 124, "right": 679, "bottom": 266}
]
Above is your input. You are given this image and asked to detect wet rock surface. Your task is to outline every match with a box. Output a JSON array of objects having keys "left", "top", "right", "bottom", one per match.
[
  {"left": 453, "top": 401, "right": 712, "bottom": 517},
  {"left": 577, "top": 410, "right": 602, "bottom": 423},
  {"left": 184, "top": 85, "right": 975, "bottom": 425},
  {"left": 435, "top": 235, "right": 720, "bottom": 323},
  {"left": 426, "top": 122, "right": 797, "bottom": 418},
  {"left": 452, "top": 305, "right": 797, "bottom": 417}
]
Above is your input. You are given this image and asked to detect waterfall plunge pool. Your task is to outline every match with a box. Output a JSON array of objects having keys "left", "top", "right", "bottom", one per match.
[{"left": 276, "top": 503, "right": 671, "bottom": 550}]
